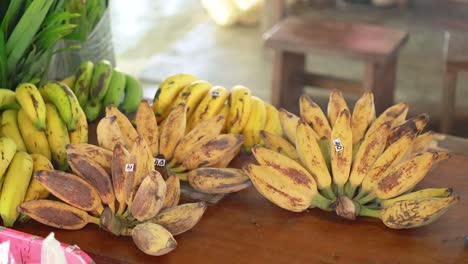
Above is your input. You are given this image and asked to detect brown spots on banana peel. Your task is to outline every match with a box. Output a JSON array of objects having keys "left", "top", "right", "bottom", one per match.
[{"left": 263, "top": 160, "right": 312, "bottom": 187}]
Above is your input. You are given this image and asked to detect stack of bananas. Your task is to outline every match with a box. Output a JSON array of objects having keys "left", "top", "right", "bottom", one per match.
[
  {"left": 244, "top": 90, "right": 459, "bottom": 229},
  {"left": 152, "top": 73, "right": 283, "bottom": 152},
  {"left": 63, "top": 60, "right": 143, "bottom": 121}
]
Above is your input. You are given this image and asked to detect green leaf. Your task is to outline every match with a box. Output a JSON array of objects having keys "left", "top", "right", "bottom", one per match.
[
  {"left": 0, "top": 30, "right": 8, "bottom": 87},
  {"left": 1, "top": 0, "right": 25, "bottom": 38}
]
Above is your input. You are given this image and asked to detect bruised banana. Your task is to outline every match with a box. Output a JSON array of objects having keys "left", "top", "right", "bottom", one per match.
[
  {"left": 159, "top": 104, "right": 186, "bottom": 160},
  {"left": 380, "top": 187, "right": 452, "bottom": 207},
  {"left": 188, "top": 85, "right": 228, "bottom": 130},
  {"left": 279, "top": 108, "right": 306, "bottom": 145},
  {"left": 248, "top": 146, "right": 334, "bottom": 212},
  {"left": 105, "top": 105, "right": 139, "bottom": 148},
  {"left": 15, "top": 83, "right": 46, "bottom": 130},
  {"left": 242, "top": 96, "right": 266, "bottom": 151},
  {"left": 132, "top": 222, "right": 177, "bottom": 256},
  {"left": 66, "top": 143, "right": 112, "bottom": 174},
  {"left": 296, "top": 121, "right": 334, "bottom": 199},
  {"left": 89, "top": 60, "right": 113, "bottom": 104},
  {"left": 187, "top": 168, "right": 251, "bottom": 194},
  {"left": 227, "top": 85, "right": 252, "bottom": 134},
  {"left": 23, "top": 154, "right": 54, "bottom": 202},
  {"left": 17, "top": 108, "right": 51, "bottom": 160},
  {"left": 73, "top": 60, "right": 94, "bottom": 107},
  {"left": 329, "top": 109, "right": 352, "bottom": 196},
  {"left": 135, "top": 101, "right": 159, "bottom": 156},
  {"left": 152, "top": 73, "right": 198, "bottom": 121},
  {"left": 67, "top": 153, "right": 116, "bottom": 212},
  {"left": 162, "top": 175, "right": 180, "bottom": 209},
  {"left": 19, "top": 200, "right": 100, "bottom": 230},
  {"left": 34, "top": 170, "right": 104, "bottom": 214},
  {"left": 149, "top": 202, "right": 207, "bottom": 236},
  {"left": 351, "top": 92, "right": 375, "bottom": 145},
  {"left": 45, "top": 103, "right": 70, "bottom": 171},
  {"left": 365, "top": 102, "right": 408, "bottom": 137},
  {"left": 386, "top": 113, "right": 430, "bottom": 146},
  {"left": 260, "top": 130, "right": 300, "bottom": 162},
  {"left": 263, "top": 102, "right": 282, "bottom": 136},
  {"left": 300, "top": 95, "right": 331, "bottom": 139},
  {"left": 211, "top": 147, "right": 239, "bottom": 168},
  {"left": 412, "top": 131, "right": 433, "bottom": 155},
  {"left": 97, "top": 115, "right": 127, "bottom": 150},
  {"left": 327, "top": 90, "right": 349, "bottom": 127},
  {"left": 131, "top": 171, "right": 167, "bottom": 221},
  {"left": 41, "top": 81, "right": 81, "bottom": 131},
  {"left": 111, "top": 144, "right": 130, "bottom": 215}
]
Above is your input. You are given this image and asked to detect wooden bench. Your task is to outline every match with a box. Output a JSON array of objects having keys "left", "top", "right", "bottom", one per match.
[{"left": 263, "top": 16, "right": 408, "bottom": 114}]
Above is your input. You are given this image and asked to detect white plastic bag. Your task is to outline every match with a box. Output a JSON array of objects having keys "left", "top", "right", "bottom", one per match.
[{"left": 41, "top": 233, "right": 67, "bottom": 264}]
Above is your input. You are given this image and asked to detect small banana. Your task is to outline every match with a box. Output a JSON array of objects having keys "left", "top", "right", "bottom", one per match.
[
  {"left": 67, "top": 153, "right": 116, "bottom": 212},
  {"left": 263, "top": 102, "right": 283, "bottom": 136},
  {"left": 188, "top": 85, "right": 228, "bottom": 130},
  {"left": 0, "top": 137, "right": 17, "bottom": 181},
  {"left": 365, "top": 102, "right": 408, "bottom": 137},
  {"left": 279, "top": 108, "right": 306, "bottom": 145},
  {"left": 65, "top": 143, "right": 112, "bottom": 174},
  {"left": 412, "top": 131, "right": 433, "bottom": 155},
  {"left": 0, "top": 151, "right": 33, "bottom": 226},
  {"left": 296, "top": 121, "right": 334, "bottom": 199},
  {"left": 187, "top": 167, "right": 251, "bottom": 194},
  {"left": 18, "top": 200, "right": 100, "bottom": 230},
  {"left": 130, "top": 170, "right": 166, "bottom": 221},
  {"left": 169, "top": 80, "right": 212, "bottom": 120},
  {"left": 121, "top": 74, "right": 143, "bottom": 114},
  {"left": 159, "top": 104, "right": 186, "bottom": 160},
  {"left": 260, "top": 130, "right": 300, "bottom": 162},
  {"left": 1, "top": 109, "right": 27, "bottom": 151},
  {"left": 105, "top": 104, "right": 139, "bottom": 149},
  {"left": 135, "top": 101, "right": 159, "bottom": 156},
  {"left": 17, "top": 108, "right": 51, "bottom": 160},
  {"left": 327, "top": 90, "right": 349, "bottom": 127},
  {"left": 41, "top": 81, "right": 82, "bottom": 131},
  {"left": 152, "top": 73, "right": 198, "bottom": 120},
  {"left": 89, "top": 60, "right": 113, "bottom": 103},
  {"left": 45, "top": 103, "right": 70, "bottom": 170},
  {"left": 329, "top": 109, "right": 352, "bottom": 196},
  {"left": 149, "top": 202, "right": 207, "bottom": 236},
  {"left": 300, "top": 95, "right": 331, "bottom": 139},
  {"left": 15, "top": 83, "right": 46, "bottom": 130},
  {"left": 242, "top": 96, "right": 266, "bottom": 151},
  {"left": 111, "top": 144, "right": 130, "bottom": 216},
  {"left": 73, "top": 60, "right": 94, "bottom": 107},
  {"left": 162, "top": 175, "right": 180, "bottom": 209},
  {"left": 23, "top": 154, "right": 54, "bottom": 202},
  {"left": 132, "top": 222, "right": 177, "bottom": 256},
  {"left": 102, "top": 68, "right": 126, "bottom": 108},
  {"left": 0, "top": 89, "right": 20, "bottom": 110},
  {"left": 34, "top": 170, "right": 104, "bottom": 214},
  {"left": 227, "top": 85, "right": 252, "bottom": 134},
  {"left": 386, "top": 113, "right": 430, "bottom": 146},
  {"left": 68, "top": 106, "right": 88, "bottom": 144},
  {"left": 351, "top": 92, "right": 375, "bottom": 145},
  {"left": 380, "top": 187, "right": 453, "bottom": 207},
  {"left": 97, "top": 115, "right": 127, "bottom": 151}
]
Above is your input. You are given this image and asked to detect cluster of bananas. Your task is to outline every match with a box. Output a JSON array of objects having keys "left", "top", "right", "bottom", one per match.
[
  {"left": 244, "top": 90, "right": 459, "bottom": 229},
  {"left": 152, "top": 73, "right": 282, "bottom": 151},
  {"left": 63, "top": 60, "right": 143, "bottom": 122}
]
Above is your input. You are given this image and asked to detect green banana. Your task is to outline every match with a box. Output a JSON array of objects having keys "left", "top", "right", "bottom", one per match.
[
  {"left": 73, "top": 61, "right": 94, "bottom": 107},
  {"left": 84, "top": 101, "right": 102, "bottom": 122},
  {"left": 121, "top": 74, "right": 143, "bottom": 113},
  {"left": 89, "top": 60, "right": 113, "bottom": 103},
  {"left": 45, "top": 103, "right": 70, "bottom": 171},
  {"left": 1, "top": 109, "right": 26, "bottom": 151},
  {"left": 102, "top": 69, "right": 126, "bottom": 107},
  {"left": 15, "top": 83, "right": 47, "bottom": 130},
  {"left": 40, "top": 81, "right": 81, "bottom": 131},
  {"left": 0, "top": 89, "right": 20, "bottom": 110}
]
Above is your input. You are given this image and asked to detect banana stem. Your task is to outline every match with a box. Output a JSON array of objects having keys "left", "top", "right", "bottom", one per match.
[
  {"left": 358, "top": 193, "right": 377, "bottom": 205},
  {"left": 311, "top": 192, "right": 335, "bottom": 211},
  {"left": 319, "top": 186, "right": 336, "bottom": 200},
  {"left": 88, "top": 215, "right": 101, "bottom": 225},
  {"left": 353, "top": 189, "right": 369, "bottom": 201},
  {"left": 357, "top": 205, "right": 381, "bottom": 219},
  {"left": 335, "top": 184, "right": 345, "bottom": 197},
  {"left": 344, "top": 182, "right": 357, "bottom": 198},
  {"left": 108, "top": 202, "right": 116, "bottom": 215},
  {"left": 177, "top": 172, "right": 189, "bottom": 181},
  {"left": 167, "top": 159, "right": 179, "bottom": 168},
  {"left": 171, "top": 165, "right": 187, "bottom": 174},
  {"left": 116, "top": 202, "right": 126, "bottom": 216}
]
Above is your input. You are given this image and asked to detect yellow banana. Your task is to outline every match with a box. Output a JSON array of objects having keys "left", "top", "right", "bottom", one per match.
[
  {"left": 45, "top": 103, "right": 70, "bottom": 171},
  {"left": 0, "top": 151, "right": 33, "bottom": 227},
  {"left": 149, "top": 202, "right": 207, "bottom": 236},
  {"left": 60, "top": 75, "right": 76, "bottom": 88},
  {"left": 387, "top": 113, "right": 429, "bottom": 147},
  {"left": 68, "top": 106, "right": 88, "bottom": 144},
  {"left": 242, "top": 96, "right": 266, "bottom": 151},
  {"left": 1, "top": 109, "right": 26, "bottom": 151},
  {"left": 111, "top": 143, "right": 130, "bottom": 216},
  {"left": 97, "top": 115, "right": 127, "bottom": 151},
  {"left": 188, "top": 85, "right": 228, "bottom": 130},
  {"left": 105, "top": 105, "right": 139, "bottom": 148},
  {"left": 162, "top": 175, "right": 180, "bottom": 210},
  {"left": 132, "top": 222, "right": 177, "bottom": 256},
  {"left": 135, "top": 101, "right": 159, "bottom": 156},
  {"left": 15, "top": 83, "right": 46, "bottom": 130},
  {"left": 152, "top": 73, "right": 198, "bottom": 120},
  {"left": 300, "top": 95, "right": 331, "bottom": 139},
  {"left": 260, "top": 130, "right": 300, "bottom": 162},
  {"left": 219, "top": 103, "right": 229, "bottom": 133},
  {"left": 130, "top": 171, "right": 167, "bottom": 222},
  {"left": 65, "top": 143, "right": 112, "bottom": 174},
  {"left": 0, "top": 137, "right": 17, "bottom": 182},
  {"left": 17, "top": 108, "right": 51, "bottom": 160},
  {"left": 211, "top": 147, "right": 239, "bottom": 168},
  {"left": 263, "top": 102, "right": 282, "bottom": 136},
  {"left": 23, "top": 154, "right": 54, "bottom": 202},
  {"left": 380, "top": 187, "right": 452, "bottom": 207},
  {"left": 351, "top": 92, "right": 375, "bottom": 145},
  {"left": 329, "top": 109, "right": 352, "bottom": 195},
  {"left": 296, "top": 121, "right": 334, "bottom": 199},
  {"left": 41, "top": 81, "right": 81, "bottom": 131},
  {"left": 169, "top": 80, "right": 212, "bottom": 121},
  {"left": 365, "top": 102, "right": 408, "bottom": 137},
  {"left": 412, "top": 131, "right": 433, "bottom": 155},
  {"left": 227, "top": 85, "right": 252, "bottom": 134},
  {"left": 279, "top": 108, "right": 306, "bottom": 145},
  {"left": 0, "top": 89, "right": 20, "bottom": 110},
  {"left": 187, "top": 167, "right": 251, "bottom": 194},
  {"left": 159, "top": 104, "right": 186, "bottom": 160},
  {"left": 327, "top": 90, "right": 349, "bottom": 127}
]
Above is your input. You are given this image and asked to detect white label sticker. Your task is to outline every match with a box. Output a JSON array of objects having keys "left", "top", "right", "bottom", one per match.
[
  {"left": 155, "top": 158, "right": 166, "bottom": 167},
  {"left": 333, "top": 138, "right": 343, "bottom": 152},
  {"left": 210, "top": 91, "right": 221, "bottom": 97},
  {"left": 125, "top": 163, "right": 135, "bottom": 172}
]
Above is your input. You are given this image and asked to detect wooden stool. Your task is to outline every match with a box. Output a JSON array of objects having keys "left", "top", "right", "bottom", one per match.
[
  {"left": 440, "top": 31, "right": 468, "bottom": 134},
  {"left": 263, "top": 17, "right": 408, "bottom": 114}
]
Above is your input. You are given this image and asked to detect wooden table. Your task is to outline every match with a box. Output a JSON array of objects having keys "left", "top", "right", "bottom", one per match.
[{"left": 14, "top": 154, "right": 468, "bottom": 263}]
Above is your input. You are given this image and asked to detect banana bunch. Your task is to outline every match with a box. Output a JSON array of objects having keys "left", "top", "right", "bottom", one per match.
[
  {"left": 67, "top": 60, "right": 143, "bottom": 122},
  {"left": 152, "top": 73, "right": 283, "bottom": 152},
  {"left": 244, "top": 90, "right": 458, "bottom": 229},
  {"left": 19, "top": 138, "right": 208, "bottom": 256},
  {"left": 0, "top": 137, "right": 54, "bottom": 227}
]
